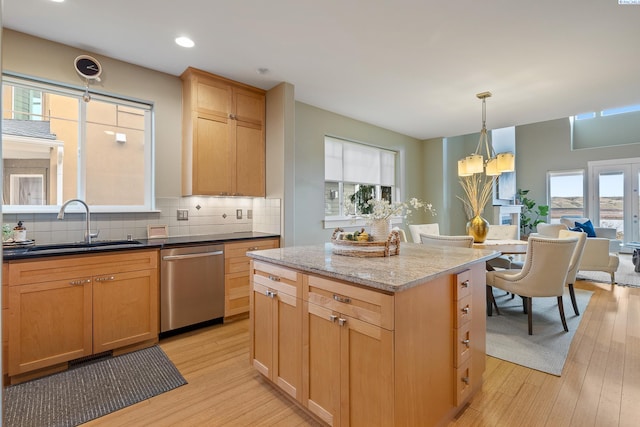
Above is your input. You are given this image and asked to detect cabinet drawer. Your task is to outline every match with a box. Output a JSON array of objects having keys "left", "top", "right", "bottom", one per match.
[
  {"left": 454, "top": 323, "right": 472, "bottom": 367},
  {"left": 253, "top": 261, "right": 300, "bottom": 298},
  {"left": 226, "top": 256, "right": 250, "bottom": 274},
  {"left": 455, "top": 294, "right": 472, "bottom": 328},
  {"left": 455, "top": 360, "right": 472, "bottom": 406},
  {"left": 225, "top": 238, "right": 278, "bottom": 259},
  {"left": 8, "top": 249, "right": 158, "bottom": 286},
  {"left": 305, "top": 274, "right": 394, "bottom": 330},
  {"left": 454, "top": 269, "right": 472, "bottom": 301}
]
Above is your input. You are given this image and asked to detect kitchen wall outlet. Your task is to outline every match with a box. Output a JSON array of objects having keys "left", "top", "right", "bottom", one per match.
[
  {"left": 236, "top": 209, "right": 243, "bottom": 219},
  {"left": 247, "top": 209, "right": 253, "bottom": 219},
  {"left": 177, "top": 209, "right": 189, "bottom": 221}
]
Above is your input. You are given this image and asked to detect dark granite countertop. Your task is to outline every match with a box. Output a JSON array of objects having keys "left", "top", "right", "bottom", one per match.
[{"left": 2, "top": 232, "right": 280, "bottom": 261}]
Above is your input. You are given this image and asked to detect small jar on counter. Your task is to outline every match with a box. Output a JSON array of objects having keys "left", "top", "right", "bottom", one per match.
[{"left": 13, "top": 221, "right": 27, "bottom": 242}]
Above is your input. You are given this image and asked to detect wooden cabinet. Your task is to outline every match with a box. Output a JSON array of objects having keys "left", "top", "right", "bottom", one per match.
[
  {"left": 303, "top": 275, "right": 394, "bottom": 427},
  {"left": 6, "top": 250, "right": 158, "bottom": 383},
  {"left": 224, "top": 238, "right": 279, "bottom": 318},
  {"left": 181, "top": 67, "right": 266, "bottom": 197},
  {"left": 2, "top": 263, "right": 10, "bottom": 385},
  {"left": 250, "top": 260, "right": 302, "bottom": 401},
  {"left": 249, "top": 257, "right": 488, "bottom": 426}
]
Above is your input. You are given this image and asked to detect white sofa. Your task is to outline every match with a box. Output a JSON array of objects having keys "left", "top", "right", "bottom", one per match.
[
  {"left": 558, "top": 217, "right": 622, "bottom": 253},
  {"left": 533, "top": 222, "right": 620, "bottom": 283}
]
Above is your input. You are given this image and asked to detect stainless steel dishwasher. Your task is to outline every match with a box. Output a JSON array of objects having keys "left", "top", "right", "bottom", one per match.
[{"left": 160, "top": 244, "right": 225, "bottom": 333}]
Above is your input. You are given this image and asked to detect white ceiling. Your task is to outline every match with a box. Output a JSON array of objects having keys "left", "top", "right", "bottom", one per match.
[{"left": 4, "top": 0, "right": 640, "bottom": 140}]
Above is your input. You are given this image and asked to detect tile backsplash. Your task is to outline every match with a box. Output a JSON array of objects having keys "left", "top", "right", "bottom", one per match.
[{"left": 2, "top": 197, "right": 281, "bottom": 244}]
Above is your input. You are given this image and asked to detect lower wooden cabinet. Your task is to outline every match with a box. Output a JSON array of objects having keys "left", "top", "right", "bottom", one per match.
[
  {"left": 304, "top": 301, "right": 394, "bottom": 427},
  {"left": 250, "top": 260, "right": 302, "bottom": 401},
  {"left": 250, "top": 258, "right": 487, "bottom": 427},
  {"left": 225, "top": 238, "right": 279, "bottom": 318},
  {"left": 6, "top": 249, "right": 158, "bottom": 383}
]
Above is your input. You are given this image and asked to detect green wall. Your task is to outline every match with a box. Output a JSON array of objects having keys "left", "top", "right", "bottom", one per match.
[
  {"left": 516, "top": 118, "right": 640, "bottom": 212},
  {"left": 294, "top": 102, "right": 429, "bottom": 245}
]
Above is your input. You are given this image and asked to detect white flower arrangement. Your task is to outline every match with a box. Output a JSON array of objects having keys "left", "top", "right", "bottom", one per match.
[{"left": 345, "top": 197, "right": 436, "bottom": 222}]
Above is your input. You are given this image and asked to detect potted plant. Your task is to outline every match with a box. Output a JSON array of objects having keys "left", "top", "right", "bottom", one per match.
[{"left": 517, "top": 188, "right": 549, "bottom": 238}]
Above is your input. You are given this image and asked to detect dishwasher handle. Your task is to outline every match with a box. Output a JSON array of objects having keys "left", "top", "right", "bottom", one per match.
[{"left": 162, "top": 250, "right": 224, "bottom": 261}]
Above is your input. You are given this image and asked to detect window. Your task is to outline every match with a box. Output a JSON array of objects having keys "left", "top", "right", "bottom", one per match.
[
  {"left": 2, "top": 75, "right": 154, "bottom": 212},
  {"left": 324, "top": 136, "right": 397, "bottom": 218},
  {"left": 547, "top": 170, "right": 585, "bottom": 222}
]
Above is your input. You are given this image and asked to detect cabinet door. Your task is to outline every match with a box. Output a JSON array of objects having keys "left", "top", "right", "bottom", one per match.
[
  {"left": 234, "top": 121, "right": 265, "bottom": 196},
  {"left": 251, "top": 281, "right": 273, "bottom": 377},
  {"left": 92, "top": 269, "right": 158, "bottom": 353},
  {"left": 340, "top": 315, "right": 394, "bottom": 427},
  {"left": 273, "top": 288, "right": 302, "bottom": 401},
  {"left": 194, "top": 114, "right": 232, "bottom": 195},
  {"left": 9, "top": 278, "right": 92, "bottom": 375},
  {"left": 304, "top": 302, "right": 341, "bottom": 426},
  {"left": 233, "top": 87, "right": 265, "bottom": 197}
]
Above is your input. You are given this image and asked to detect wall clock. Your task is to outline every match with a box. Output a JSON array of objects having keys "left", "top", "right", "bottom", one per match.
[{"left": 74, "top": 55, "right": 102, "bottom": 81}]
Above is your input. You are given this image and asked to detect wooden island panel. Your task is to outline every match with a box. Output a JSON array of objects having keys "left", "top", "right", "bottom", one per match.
[{"left": 250, "top": 243, "right": 492, "bottom": 427}]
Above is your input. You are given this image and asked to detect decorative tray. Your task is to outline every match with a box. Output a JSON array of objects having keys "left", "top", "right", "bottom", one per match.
[
  {"left": 330, "top": 228, "right": 400, "bottom": 257},
  {"left": 3, "top": 239, "right": 35, "bottom": 248}
]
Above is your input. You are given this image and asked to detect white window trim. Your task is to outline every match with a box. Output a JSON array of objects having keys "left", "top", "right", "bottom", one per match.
[{"left": 2, "top": 74, "right": 156, "bottom": 213}]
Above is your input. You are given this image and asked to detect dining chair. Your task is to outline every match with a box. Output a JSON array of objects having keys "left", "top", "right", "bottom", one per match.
[
  {"left": 558, "top": 229, "right": 588, "bottom": 315},
  {"left": 409, "top": 223, "right": 440, "bottom": 243},
  {"left": 419, "top": 233, "right": 474, "bottom": 248},
  {"left": 486, "top": 236, "right": 578, "bottom": 335}
]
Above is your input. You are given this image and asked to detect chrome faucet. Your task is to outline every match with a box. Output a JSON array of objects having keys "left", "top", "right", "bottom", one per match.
[{"left": 57, "top": 199, "right": 99, "bottom": 244}]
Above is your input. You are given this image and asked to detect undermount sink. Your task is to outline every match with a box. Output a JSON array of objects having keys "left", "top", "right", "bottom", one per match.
[{"left": 26, "top": 240, "right": 144, "bottom": 253}]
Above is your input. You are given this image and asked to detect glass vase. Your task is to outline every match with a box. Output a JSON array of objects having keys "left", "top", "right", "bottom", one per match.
[{"left": 467, "top": 215, "right": 489, "bottom": 243}]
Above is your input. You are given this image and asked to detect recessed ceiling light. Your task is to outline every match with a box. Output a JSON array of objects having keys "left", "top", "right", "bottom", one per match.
[
  {"left": 175, "top": 36, "right": 195, "bottom": 48},
  {"left": 50, "top": 0, "right": 65, "bottom": 3}
]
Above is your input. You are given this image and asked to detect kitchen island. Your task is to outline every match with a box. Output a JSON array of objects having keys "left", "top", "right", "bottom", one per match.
[{"left": 248, "top": 242, "right": 499, "bottom": 427}]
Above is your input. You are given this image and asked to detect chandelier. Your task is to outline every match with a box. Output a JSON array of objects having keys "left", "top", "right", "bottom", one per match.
[{"left": 457, "top": 92, "right": 515, "bottom": 177}]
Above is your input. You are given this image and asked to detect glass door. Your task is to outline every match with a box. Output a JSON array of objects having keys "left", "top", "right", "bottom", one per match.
[{"left": 589, "top": 158, "right": 640, "bottom": 251}]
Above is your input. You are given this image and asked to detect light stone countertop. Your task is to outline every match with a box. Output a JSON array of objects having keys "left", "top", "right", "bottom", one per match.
[{"left": 247, "top": 242, "right": 500, "bottom": 293}]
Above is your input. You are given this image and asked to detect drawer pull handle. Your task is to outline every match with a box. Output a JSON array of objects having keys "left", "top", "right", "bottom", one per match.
[
  {"left": 461, "top": 280, "right": 469, "bottom": 288},
  {"left": 461, "top": 377, "right": 470, "bottom": 385},
  {"left": 69, "top": 279, "right": 90, "bottom": 285},
  {"left": 462, "top": 339, "right": 470, "bottom": 346},
  {"left": 461, "top": 307, "right": 470, "bottom": 314},
  {"left": 333, "top": 294, "right": 351, "bottom": 304},
  {"left": 268, "top": 275, "right": 281, "bottom": 282},
  {"left": 338, "top": 318, "right": 347, "bottom": 326},
  {"left": 265, "top": 290, "right": 277, "bottom": 298},
  {"left": 247, "top": 246, "right": 259, "bottom": 251},
  {"left": 329, "top": 315, "right": 338, "bottom": 323},
  {"left": 95, "top": 276, "right": 115, "bottom": 282}
]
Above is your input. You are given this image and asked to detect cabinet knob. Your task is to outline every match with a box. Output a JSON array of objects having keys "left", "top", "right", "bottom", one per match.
[
  {"left": 338, "top": 318, "right": 347, "bottom": 326},
  {"left": 333, "top": 294, "right": 351, "bottom": 304},
  {"left": 329, "top": 315, "right": 338, "bottom": 323},
  {"left": 461, "top": 377, "right": 470, "bottom": 385},
  {"left": 265, "top": 290, "right": 277, "bottom": 298},
  {"left": 461, "top": 306, "right": 470, "bottom": 314},
  {"left": 461, "top": 280, "right": 469, "bottom": 288},
  {"left": 462, "top": 339, "right": 470, "bottom": 346}
]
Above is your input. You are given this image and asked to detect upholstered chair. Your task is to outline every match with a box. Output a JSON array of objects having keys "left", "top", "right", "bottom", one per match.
[
  {"left": 533, "top": 223, "right": 568, "bottom": 238},
  {"left": 419, "top": 233, "right": 474, "bottom": 248},
  {"left": 578, "top": 238, "right": 620, "bottom": 284},
  {"left": 558, "top": 229, "right": 588, "bottom": 315},
  {"left": 409, "top": 223, "right": 440, "bottom": 243},
  {"left": 486, "top": 236, "right": 578, "bottom": 335},
  {"left": 485, "top": 224, "right": 520, "bottom": 269}
]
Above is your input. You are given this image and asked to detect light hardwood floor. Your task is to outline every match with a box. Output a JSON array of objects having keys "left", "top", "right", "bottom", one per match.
[{"left": 86, "top": 279, "right": 639, "bottom": 427}]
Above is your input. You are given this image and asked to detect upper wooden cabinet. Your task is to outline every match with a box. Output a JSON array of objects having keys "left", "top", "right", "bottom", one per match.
[{"left": 181, "top": 67, "right": 266, "bottom": 197}]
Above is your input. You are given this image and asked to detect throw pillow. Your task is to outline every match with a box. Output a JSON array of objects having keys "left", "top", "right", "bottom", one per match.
[{"left": 574, "top": 220, "right": 597, "bottom": 237}]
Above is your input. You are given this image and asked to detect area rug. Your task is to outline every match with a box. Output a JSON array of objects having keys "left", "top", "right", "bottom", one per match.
[
  {"left": 3, "top": 345, "right": 187, "bottom": 427},
  {"left": 486, "top": 288, "right": 593, "bottom": 376},
  {"left": 576, "top": 253, "right": 639, "bottom": 287}
]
